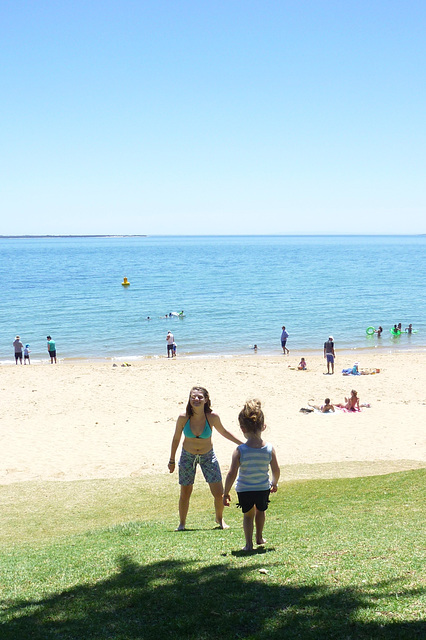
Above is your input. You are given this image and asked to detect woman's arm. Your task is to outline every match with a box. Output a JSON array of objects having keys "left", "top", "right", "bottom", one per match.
[
  {"left": 168, "top": 415, "right": 185, "bottom": 473},
  {"left": 223, "top": 448, "right": 240, "bottom": 505},
  {"left": 270, "top": 448, "right": 280, "bottom": 492},
  {"left": 210, "top": 413, "right": 243, "bottom": 445}
]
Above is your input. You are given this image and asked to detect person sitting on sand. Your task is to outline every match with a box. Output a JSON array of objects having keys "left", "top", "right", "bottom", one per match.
[
  {"left": 336, "top": 389, "right": 360, "bottom": 412},
  {"left": 308, "top": 398, "right": 335, "bottom": 413},
  {"left": 168, "top": 386, "right": 243, "bottom": 531},
  {"left": 298, "top": 357, "right": 307, "bottom": 370}
]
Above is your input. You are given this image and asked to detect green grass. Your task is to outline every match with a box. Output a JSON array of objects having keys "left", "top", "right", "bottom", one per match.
[{"left": 0, "top": 470, "right": 425, "bottom": 639}]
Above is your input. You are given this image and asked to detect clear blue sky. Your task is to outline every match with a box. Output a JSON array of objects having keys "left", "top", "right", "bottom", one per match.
[{"left": 1, "top": 1, "right": 425, "bottom": 235}]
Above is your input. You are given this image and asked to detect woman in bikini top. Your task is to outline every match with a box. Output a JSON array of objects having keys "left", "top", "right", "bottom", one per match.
[{"left": 168, "top": 385, "right": 242, "bottom": 531}]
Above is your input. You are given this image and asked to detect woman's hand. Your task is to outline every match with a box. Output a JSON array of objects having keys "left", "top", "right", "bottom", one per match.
[{"left": 168, "top": 461, "right": 176, "bottom": 473}]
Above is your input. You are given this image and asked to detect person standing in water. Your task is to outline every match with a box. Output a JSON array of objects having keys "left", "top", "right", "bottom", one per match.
[
  {"left": 13, "top": 335, "right": 24, "bottom": 364},
  {"left": 24, "top": 344, "right": 31, "bottom": 364},
  {"left": 166, "top": 331, "right": 175, "bottom": 358},
  {"left": 223, "top": 399, "right": 280, "bottom": 551},
  {"left": 168, "top": 386, "right": 242, "bottom": 531},
  {"left": 280, "top": 326, "right": 289, "bottom": 354}
]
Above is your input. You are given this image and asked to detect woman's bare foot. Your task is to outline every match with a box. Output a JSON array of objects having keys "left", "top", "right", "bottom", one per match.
[
  {"left": 256, "top": 537, "right": 266, "bottom": 545},
  {"left": 242, "top": 544, "right": 254, "bottom": 552},
  {"left": 216, "top": 518, "right": 230, "bottom": 529},
  {"left": 175, "top": 524, "right": 186, "bottom": 531}
]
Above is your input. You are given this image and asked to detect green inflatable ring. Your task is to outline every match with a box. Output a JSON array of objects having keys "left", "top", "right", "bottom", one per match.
[
  {"left": 390, "top": 329, "right": 401, "bottom": 336},
  {"left": 366, "top": 326, "right": 375, "bottom": 335}
]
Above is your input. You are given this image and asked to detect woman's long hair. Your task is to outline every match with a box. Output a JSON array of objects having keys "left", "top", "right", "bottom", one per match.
[{"left": 186, "top": 386, "right": 212, "bottom": 417}]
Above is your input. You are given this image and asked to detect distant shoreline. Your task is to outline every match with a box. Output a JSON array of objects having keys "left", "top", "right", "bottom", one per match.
[{"left": 0, "top": 235, "right": 147, "bottom": 239}]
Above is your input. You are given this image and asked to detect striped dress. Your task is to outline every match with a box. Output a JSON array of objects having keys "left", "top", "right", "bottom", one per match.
[{"left": 235, "top": 442, "right": 273, "bottom": 492}]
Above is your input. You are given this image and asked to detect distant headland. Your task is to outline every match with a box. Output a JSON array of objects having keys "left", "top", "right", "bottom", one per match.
[{"left": 0, "top": 235, "right": 147, "bottom": 239}]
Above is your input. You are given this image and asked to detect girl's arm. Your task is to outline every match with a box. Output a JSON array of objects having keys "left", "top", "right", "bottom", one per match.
[
  {"left": 210, "top": 413, "right": 243, "bottom": 445},
  {"left": 168, "top": 415, "right": 185, "bottom": 473},
  {"left": 223, "top": 448, "right": 240, "bottom": 505},
  {"left": 270, "top": 448, "right": 280, "bottom": 492}
]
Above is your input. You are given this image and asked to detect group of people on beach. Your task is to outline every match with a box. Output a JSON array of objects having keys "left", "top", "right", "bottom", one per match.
[
  {"left": 307, "top": 389, "right": 366, "bottom": 413},
  {"left": 169, "top": 386, "right": 280, "bottom": 552},
  {"left": 12, "top": 336, "right": 57, "bottom": 364}
]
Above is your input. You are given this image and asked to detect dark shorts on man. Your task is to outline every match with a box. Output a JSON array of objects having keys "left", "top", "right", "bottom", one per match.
[
  {"left": 49, "top": 350, "right": 56, "bottom": 358},
  {"left": 281, "top": 340, "right": 287, "bottom": 348},
  {"left": 326, "top": 353, "right": 334, "bottom": 363},
  {"left": 15, "top": 352, "right": 22, "bottom": 362},
  {"left": 167, "top": 344, "right": 174, "bottom": 354},
  {"left": 236, "top": 489, "right": 270, "bottom": 513}
]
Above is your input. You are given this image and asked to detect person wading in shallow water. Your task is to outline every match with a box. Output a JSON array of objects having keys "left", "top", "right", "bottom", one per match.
[
  {"left": 168, "top": 386, "right": 243, "bottom": 531},
  {"left": 281, "top": 326, "right": 289, "bottom": 355}
]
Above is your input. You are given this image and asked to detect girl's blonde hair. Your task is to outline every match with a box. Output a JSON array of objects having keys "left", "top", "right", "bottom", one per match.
[{"left": 238, "top": 398, "right": 264, "bottom": 433}]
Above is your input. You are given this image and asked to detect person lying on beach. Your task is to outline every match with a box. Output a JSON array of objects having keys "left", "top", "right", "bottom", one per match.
[
  {"left": 342, "top": 363, "right": 360, "bottom": 375},
  {"left": 336, "top": 389, "right": 360, "bottom": 412},
  {"left": 308, "top": 398, "right": 335, "bottom": 413}
]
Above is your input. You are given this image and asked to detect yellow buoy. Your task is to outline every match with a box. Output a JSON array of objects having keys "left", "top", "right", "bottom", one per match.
[{"left": 122, "top": 277, "right": 130, "bottom": 286}]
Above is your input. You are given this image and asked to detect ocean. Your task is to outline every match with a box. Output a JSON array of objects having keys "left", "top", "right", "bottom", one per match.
[{"left": 1, "top": 235, "right": 425, "bottom": 363}]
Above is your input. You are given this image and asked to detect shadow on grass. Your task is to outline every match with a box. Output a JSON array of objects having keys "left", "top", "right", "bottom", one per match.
[{"left": 2, "top": 556, "right": 424, "bottom": 639}]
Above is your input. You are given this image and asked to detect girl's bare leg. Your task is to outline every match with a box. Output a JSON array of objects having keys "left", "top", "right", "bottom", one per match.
[
  {"left": 255, "top": 508, "right": 266, "bottom": 545},
  {"left": 177, "top": 484, "right": 193, "bottom": 530},
  {"left": 209, "top": 481, "right": 229, "bottom": 529},
  {"left": 243, "top": 507, "right": 255, "bottom": 550}
]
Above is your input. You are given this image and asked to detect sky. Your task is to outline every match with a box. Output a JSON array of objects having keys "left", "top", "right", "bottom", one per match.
[{"left": 1, "top": 1, "right": 425, "bottom": 235}]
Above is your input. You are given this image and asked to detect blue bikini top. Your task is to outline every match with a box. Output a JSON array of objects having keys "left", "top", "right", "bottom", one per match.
[{"left": 183, "top": 417, "right": 212, "bottom": 439}]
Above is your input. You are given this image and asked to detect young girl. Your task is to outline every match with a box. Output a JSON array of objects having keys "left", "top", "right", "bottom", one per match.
[
  {"left": 298, "top": 357, "right": 307, "bottom": 370},
  {"left": 223, "top": 399, "right": 280, "bottom": 551}
]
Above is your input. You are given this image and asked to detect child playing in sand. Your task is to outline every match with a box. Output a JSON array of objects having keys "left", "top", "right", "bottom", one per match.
[
  {"left": 223, "top": 399, "right": 280, "bottom": 551},
  {"left": 298, "top": 357, "right": 307, "bottom": 370}
]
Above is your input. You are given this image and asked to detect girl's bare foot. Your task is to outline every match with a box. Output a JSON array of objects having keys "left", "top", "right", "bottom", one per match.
[
  {"left": 242, "top": 544, "right": 254, "bottom": 551},
  {"left": 216, "top": 518, "right": 230, "bottom": 529},
  {"left": 175, "top": 524, "right": 186, "bottom": 531},
  {"left": 256, "top": 537, "right": 266, "bottom": 545}
]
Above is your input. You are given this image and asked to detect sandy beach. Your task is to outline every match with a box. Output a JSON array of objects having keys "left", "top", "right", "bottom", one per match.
[{"left": 0, "top": 351, "right": 424, "bottom": 485}]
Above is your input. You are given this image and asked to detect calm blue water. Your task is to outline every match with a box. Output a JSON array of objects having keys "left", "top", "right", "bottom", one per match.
[{"left": 0, "top": 235, "right": 425, "bottom": 362}]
